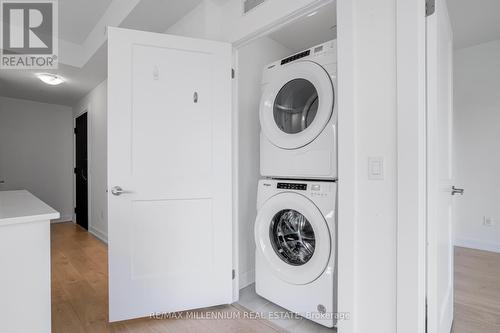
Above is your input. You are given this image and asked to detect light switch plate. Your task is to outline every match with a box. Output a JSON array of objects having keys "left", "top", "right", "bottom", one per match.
[{"left": 368, "top": 157, "right": 384, "bottom": 180}]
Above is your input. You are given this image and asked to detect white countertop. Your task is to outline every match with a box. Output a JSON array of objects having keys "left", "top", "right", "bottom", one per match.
[{"left": 0, "top": 190, "right": 60, "bottom": 226}]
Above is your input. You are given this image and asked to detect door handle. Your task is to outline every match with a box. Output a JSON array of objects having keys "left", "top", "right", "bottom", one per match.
[
  {"left": 111, "top": 186, "right": 131, "bottom": 196},
  {"left": 451, "top": 186, "right": 464, "bottom": 196},
  {"left": 0, "top": 180, "right": 4, "bottom": 184}
]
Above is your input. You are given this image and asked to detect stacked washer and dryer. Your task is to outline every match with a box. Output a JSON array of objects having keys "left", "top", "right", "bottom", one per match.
[{"left": 254, "top": 40, "right": 338, "bottom": 328}]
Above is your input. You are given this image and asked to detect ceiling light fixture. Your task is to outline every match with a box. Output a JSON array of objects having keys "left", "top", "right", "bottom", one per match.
[{"left": 36, "top": 73, "right": 65, "bottom": 85}]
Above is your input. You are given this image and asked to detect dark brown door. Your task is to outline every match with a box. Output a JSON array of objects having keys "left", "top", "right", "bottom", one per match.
[{"left": 75, "top": 113, "right": 88, "bottom": 230}]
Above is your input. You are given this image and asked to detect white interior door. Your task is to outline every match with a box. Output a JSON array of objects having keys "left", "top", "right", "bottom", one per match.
[
  {"left": 426, "top": 1, "right": 454, "bottom": 332},
  {"left": 107, "top": 27, "right": 233, "bottom": 322}
]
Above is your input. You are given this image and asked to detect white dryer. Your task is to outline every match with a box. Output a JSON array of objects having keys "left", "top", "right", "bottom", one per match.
[
  {"left": 260, "top": 40, "right": 337, "bottom": 180},
  {"left": 254, "top": 179, "right": 337, "bottom": 328}
]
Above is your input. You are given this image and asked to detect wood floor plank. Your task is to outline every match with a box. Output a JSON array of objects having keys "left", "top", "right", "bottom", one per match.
[
  {"left": 51, "top": 222, "right": 280, "bottom": 333},
  {"left": 453, "top": 247, "right": 500, "bottom": 333},
  {"left": 52, "top": 300, "right": 86, "bottom": 333}
]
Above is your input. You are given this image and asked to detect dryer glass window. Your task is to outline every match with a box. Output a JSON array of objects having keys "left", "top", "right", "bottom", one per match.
[
  {"left": 273, "top": 79, "right": 319, "bottom": 134},
  {"left": 269, "top": 209, "right": 315, "bottom": 266}
]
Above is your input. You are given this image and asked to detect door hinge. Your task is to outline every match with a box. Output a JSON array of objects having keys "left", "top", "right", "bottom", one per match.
[
  {"left": 74, "top": 207, "right": 77, "bottom": 214},
  {"left": 74, "top": 127, "right": 77, "bottom": 134},
  {"left": 232, "top": 269, "right": 235, "bottom": 280},
  {"left": 426, "top": 0, "right": 435, "bottom": 16},
  {"left": 425, "top": 297, "right": 428, "bottom": 333},
  {"left": 74, "top": 167, "right": 77, "bottom": 174},
  {"left": 231, "top": 68, "right": 235, "bottom": 79}
]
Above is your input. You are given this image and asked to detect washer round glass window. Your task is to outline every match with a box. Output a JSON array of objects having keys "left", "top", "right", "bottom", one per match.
[
  {"left": 269, "top": 209, "right": 315, "bottom": 266},
  {"left": 273, "top": 79, "right": 319, "bottom": 134}
]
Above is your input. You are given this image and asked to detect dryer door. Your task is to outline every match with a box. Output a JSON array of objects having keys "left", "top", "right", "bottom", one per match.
[
  {"left": 259, "top": 61, "right": 334, "bottom": 149},
  {"left": 255, "top": 192, "right": 332, "bottom": 285}
]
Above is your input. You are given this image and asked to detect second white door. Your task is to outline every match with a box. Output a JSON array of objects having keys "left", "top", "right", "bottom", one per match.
[{"left": 426, "top": 1, "right": 454, "bottom": 332}]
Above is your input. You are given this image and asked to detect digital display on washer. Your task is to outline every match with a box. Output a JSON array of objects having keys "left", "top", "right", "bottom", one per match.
[
  {"left": 277, "top": 182, "right": 307, "bottom": 191},
  {"left": 280, "top": 50, "right": 311, "bottom": 65}
]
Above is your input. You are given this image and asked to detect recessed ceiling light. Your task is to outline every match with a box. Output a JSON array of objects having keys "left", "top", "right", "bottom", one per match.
[
  {"left": 307, "top": 11, "right": 318, "bottom": 17},
  {"left": 36, "top": 73, "right": 65, "bottom": 85}
]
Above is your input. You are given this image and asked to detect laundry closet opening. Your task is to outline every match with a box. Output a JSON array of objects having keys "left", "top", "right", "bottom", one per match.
[{"left": 234, "top": 2, "right": 338, "bottom": 332}]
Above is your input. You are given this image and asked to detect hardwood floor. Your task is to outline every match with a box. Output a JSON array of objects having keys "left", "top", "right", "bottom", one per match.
[
  {"left": 52, "top": 223, "right": 500, "bottom": 333},
  {"left": 453, "top": 246, "right": 500, "bottom": 333},
  {"left": 51, "top": 222, "right": 281, "bottom": 333}
]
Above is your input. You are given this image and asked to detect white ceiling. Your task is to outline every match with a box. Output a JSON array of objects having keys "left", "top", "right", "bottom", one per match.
[
  {"left": 269, "top": 1, "right": 336, "bottom": 52},
  {"left": 120, "top": 0, "right": 201, "bottom": 34},
  {"left": 448, "top": 0, "right": 500, "bottom": 49},
  {"left": 59, "top": 0, "right": 114, "bottom": 44},
  {"left": 0, "top": 44, "right": 107, "bottom": 106},
  {"left": 0, "top": 0, "right": 202, "bottom": 106}
]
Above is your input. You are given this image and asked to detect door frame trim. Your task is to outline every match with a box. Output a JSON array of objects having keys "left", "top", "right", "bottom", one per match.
[
  {"left": 335, "top": 1, "right": 356, "bottom": 331},
  {"left": 396, "top": 0, "right": 428, "bottom": 332},
  {"left": 74, "top": 107, "right": 92, "bottom": 234},
  {"left": 231, "top": 49, "right": 240, "bottom": 301}
]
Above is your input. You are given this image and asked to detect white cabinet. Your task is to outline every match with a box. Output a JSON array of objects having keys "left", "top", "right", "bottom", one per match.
[{"left": 0, "top": 190, "right": 59, "bottom": 333}]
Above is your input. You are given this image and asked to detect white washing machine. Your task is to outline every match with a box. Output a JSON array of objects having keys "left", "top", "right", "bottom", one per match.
[
  {"left": 254, "top": 179, "right": 337, "bottom": 328},
  {"left": 260, "top": 40, "right": 337, "bottom": 180}
]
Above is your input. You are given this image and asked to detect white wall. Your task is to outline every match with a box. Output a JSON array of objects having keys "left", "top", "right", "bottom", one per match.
[
  {"left": 237, "top": 37, "right": 292, "bottom": 289},
  {"left": 0, "top": 97, "right": 74, "bottom": 221},
  {"left": 72, "top": 80, "right": 108, "bottom": 242},
  {"left": 454, "top": 39, "right": 500, "bottom": 252}
]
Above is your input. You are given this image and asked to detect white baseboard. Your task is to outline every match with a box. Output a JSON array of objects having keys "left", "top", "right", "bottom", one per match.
[
  {"left": 455, "top": 238, "right": 500, "bottom": 253},
  {"left": 239, "top": 269, "right": 255, "bottom": 289},
  {"left": 49, "top": 215, "right": 108, "bottom": 244},
  {"left": 51, "top": 214, "right": 73, "bottom": 224},
  {"left": 89, "top": 226, "right": 108, "bottom": 244}
]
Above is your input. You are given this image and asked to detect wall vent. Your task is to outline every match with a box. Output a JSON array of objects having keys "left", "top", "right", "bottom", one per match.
[{"left": 243, "top": 0, "right": 266, "bottom": 14}]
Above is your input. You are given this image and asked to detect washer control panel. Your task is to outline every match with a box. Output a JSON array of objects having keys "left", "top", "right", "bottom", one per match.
[
  {"left": 258, "top": 180, "right": 335, "bottom": 207},
  {"left": 280, "top": 50, "right": 311, "bottom": 65},
  {"left": 310, "top": 189, "right": 328, "bottom": 198},
  {"left": 277, "top": 182, "right": 307, "bottom": 191},
  {"left": 274, "top": 182, "right": 330, "bottom": 198},
  {"left": 311, "top": 184, "right": 321, "bottom": 191}
]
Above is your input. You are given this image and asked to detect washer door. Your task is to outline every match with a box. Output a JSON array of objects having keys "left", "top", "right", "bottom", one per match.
[
  {"left": 255, "top": 192, "right": 331, "bottom": 285},
  {"left": 260, "top": 61, "right": 334, "bottom": 149}
]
